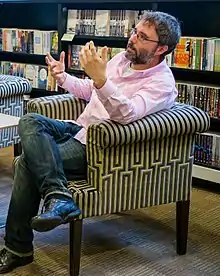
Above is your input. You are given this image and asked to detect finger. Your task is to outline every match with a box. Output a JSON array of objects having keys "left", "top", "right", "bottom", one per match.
[
  {"left": 51, "top": 65, "right": 64, "bottom": 74},
  {"left": 46, "top": 58, "right": 55, "bottom": 68},
  {"left": 47, "top": 61, "right": 57, "bottom": 70},
  {"left": 84, "top": 47, "right": 92, "bottom": 61},
  {"left": 101, "top": 46, "right": 108, "bottom": 62},
  {"left": 89, "top": 41, "right": 97, "bottom": 57},
  {"left": 59, "top": 51, "right": 65, "bottom": 64},
  {"left": 51, "top": 70, "right": 64, "bottom": 77},
  {"left": 85, "top": 42, "right": 90, "bottom": 48},
  {"left": 45, "top": 56, "right": 51, "bottom": 65},
  {"left": 83, "top": 43, "right": 90, "bottom": 54},
  {"left": 79, "top": 51, "right": 86, "bottom": 68},
  {"left": 46, "top": 52, "right": 55, "bottom": 63}
]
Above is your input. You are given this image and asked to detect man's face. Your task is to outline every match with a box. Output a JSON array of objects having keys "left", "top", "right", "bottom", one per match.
[{"left": 125, "top": 21, "right": 160, "bottom": 65}]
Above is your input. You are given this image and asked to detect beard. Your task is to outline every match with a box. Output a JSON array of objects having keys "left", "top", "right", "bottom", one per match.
[{"left": 125, "top": 41, "right": 155, "bottom": 65}]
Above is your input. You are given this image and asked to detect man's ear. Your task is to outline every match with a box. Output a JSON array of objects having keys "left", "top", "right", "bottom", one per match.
[{"left": 155, "top": 45, "right": 168, "bottom": 56}]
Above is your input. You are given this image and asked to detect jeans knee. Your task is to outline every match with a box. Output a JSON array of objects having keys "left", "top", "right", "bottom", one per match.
[
  {"left": 12, "top": 156, "right": 20, "bottom": 178},
  {"left": 18, "top": 113, "right": 43, "bottom": 137},
  {"left": 12, "top": 155, "right": 25, "bottom": 182}
]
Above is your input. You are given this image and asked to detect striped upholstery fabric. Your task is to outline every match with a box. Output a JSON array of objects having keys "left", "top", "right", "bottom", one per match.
[
  {"left": 28, "top": 94, "right": 86, "bottom": 121},
  {"left": 25, "top": 94, "right": 210, "bottom": 219},
  {"left": 0, "top": 75, "right": 32, "bottom": 98},
  {"left": 0, "top": 75, "right": 32, "bottom": 148}
]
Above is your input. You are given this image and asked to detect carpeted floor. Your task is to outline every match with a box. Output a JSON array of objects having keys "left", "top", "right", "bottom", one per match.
[{"left": 0, "top": 147, "right": 219, "bottom": 276}]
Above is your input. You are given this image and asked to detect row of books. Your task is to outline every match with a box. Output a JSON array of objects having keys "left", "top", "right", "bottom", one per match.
[
  {"left": 66, "top": 9, "right": 143, "bottom": 37},
  {"left": 166, "top": 37, "right": 220, "bottom": 72},
  {"left": 176, "top": 82, "right": 220, "bottom": 119},
  {"left": 68, "top": 40, "right": 220, "bottom": 73},
  {"left": 195, "top": 132, "right": 220, "bottom": 168},
  {"left": 0, "top": 61, "right": 57, "bottom": 92},
  {"left": 66, "top": 10, "right": 220, "bottom": 71},
  {"left": 0, "top": 28, "right": 59, "bottom": 55},
  {"left": 67, "top": 45, "right": 125, "bottom": 70},
  {"left": 1, "top": 60, "right": 220, "bottom": 121},
  {"left": 1, "top": 25, "right": 220, "bottom": 73}
]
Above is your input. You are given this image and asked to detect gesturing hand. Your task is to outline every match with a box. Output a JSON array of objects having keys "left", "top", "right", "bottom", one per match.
[
  {"left": 79, "top": 41, "right": 108, "bottom": 88},
  {"left": 45, "top": 51, "right": 66, "bottom": 85}
]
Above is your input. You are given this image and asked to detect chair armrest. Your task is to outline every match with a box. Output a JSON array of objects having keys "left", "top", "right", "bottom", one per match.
[
  {"left": 87, "top": 103, "right": 210, "bottom": 149},
  {"left": 0, "top": 75, "right": 32, "bottom": 98},
  {"left": 27, "top": 94, "right": 87, "bottom": 120},
  {"left": 86, "top": 103, "right": 210, "bottom": 208}
]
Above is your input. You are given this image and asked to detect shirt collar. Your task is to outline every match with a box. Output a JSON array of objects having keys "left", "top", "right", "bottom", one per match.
[{"left": 119, "top": 52, "right": 167, "bottom": 78}]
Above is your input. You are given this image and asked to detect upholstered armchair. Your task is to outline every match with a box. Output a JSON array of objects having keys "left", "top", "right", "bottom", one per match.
[
  {"left": 25, "top": 94, "right": 209, "bottom": 276},
  {"left": 0, "top": 75, "right": 31, "bottom": 148}
]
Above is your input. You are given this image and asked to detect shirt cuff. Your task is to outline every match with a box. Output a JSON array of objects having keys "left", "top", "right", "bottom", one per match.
[
  {"left": 94, "top": 79, "right": 117, "bottom": 102},
  {"left": 58, "top": 73, "right": 74, "bottom": 90}
]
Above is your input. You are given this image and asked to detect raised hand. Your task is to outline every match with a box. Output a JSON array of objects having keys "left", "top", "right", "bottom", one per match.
[
  {"left": 79, "top": 41, "right": 108, "bottom": 88},
  {"left": 45, "top": 51, "right": 66, "bottom": 84}
]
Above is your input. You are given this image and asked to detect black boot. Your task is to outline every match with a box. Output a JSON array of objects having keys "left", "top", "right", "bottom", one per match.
[{"left": 0, "top": 248, "right": 33, "bottom": 274}]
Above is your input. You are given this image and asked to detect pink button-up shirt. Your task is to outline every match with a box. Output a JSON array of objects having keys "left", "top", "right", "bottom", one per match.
[{"left": 60, "top": 51, "right": 177, "bottom": 144}]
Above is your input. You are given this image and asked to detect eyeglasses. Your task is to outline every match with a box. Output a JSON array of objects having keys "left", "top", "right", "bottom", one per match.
[{"left": 130, "top": 28, "right": 159, "bottom": 44}]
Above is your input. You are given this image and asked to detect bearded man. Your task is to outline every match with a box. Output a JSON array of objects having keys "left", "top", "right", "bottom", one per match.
[{"left": 0, "top": 10, "right": 181, "bottom": 274}]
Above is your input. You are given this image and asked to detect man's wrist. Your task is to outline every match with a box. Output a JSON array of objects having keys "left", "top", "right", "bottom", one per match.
[
  {"left": 93, "top": 77, "right": 107, "bottom": 89},
  {"left": 56, "top": 72, "right": 67, "bottom": 86}
]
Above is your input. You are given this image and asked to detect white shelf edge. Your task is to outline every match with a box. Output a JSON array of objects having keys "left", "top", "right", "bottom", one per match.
[{"left": 192, "top": 164, "right": 220, "bottom": 184}]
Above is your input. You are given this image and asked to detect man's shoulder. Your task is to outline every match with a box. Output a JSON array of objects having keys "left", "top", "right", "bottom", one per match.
[
  {"left": 141, "top": 61, "right": 176, "bottom": 92},
  {"left": 149, "top": 60, "right": 175, "bottom": 81}
]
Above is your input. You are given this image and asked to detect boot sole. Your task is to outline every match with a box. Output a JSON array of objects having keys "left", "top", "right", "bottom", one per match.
[
  {"left": 0, "top": 256, "right": 33, "bottom": 274},
  {"left": 31, "top": 210, "right": 81, "bottom": 232}
]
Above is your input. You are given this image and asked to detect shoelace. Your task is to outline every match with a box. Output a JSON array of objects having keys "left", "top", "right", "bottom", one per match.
[{"left": 41, "top": 198, "right": 58, "bottom": 214}]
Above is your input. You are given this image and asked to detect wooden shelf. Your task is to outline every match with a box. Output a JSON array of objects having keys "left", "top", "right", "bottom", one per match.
[
  {"left": 71, "top": 34, "right": 127, "bottom": 42},
  {"left": 211, "top": 118, "right": 220, "bottom": 124},
  {"left": 0, "top": 51, "right": 59, "bottom": 66},
  {"left": 62, "top": 34, "right": 128, "bottom": 48},
  {"left": 193, "top": 164, "right": 220, "bottom": 184},
  {"left": 3, "top": 0, "right": 220, "bottom": 3},
  {"left": 171, "top": 67, "right": 220, "bottom": 76},
  {"left": 171, "top": 67, "right": 220, "bottom": 85}
]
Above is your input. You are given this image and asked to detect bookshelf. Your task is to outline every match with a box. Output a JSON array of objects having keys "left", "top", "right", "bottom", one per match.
[
  {"left": 193, "top": 165, "right": 220, "bottom": 184},
  {"left": 0, "top": 51, "right": 59, "bottom": 65},
  {"left": 62, "top": 35, "right": 220, "bottom": 85},
  {"left": 0, "top": 3, "right": 63, "bottom": 97},
  {"left": 2, "top": 0, "right": 220, "bottom": 3},
  {"left": 0, "top": 1, "right": 220, "bottom": 184}
]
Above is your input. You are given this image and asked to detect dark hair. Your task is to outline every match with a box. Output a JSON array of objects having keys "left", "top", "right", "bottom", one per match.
[{"left": 141, "top": 11, "right": 181, "bottom": 56}]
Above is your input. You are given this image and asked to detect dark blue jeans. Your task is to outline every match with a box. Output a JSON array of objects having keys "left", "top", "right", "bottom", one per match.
[{"left": 4, "top": 113, "right": 87, "bottom": 256}]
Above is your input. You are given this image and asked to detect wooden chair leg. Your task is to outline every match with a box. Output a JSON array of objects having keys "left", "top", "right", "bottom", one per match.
[
  {"left": 176, "top": 200, "right": 190, "bottom": 255},
  {"left": 69, "top": 218, "right": 83, "bottom": 276},
  {"left": 14, "top": 142, "right": 22, "bottom": 157}
]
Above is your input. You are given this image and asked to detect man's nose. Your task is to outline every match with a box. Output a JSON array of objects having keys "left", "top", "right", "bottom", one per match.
[{"left": 129, "top": 34, "right": 138, "bottom": 43}]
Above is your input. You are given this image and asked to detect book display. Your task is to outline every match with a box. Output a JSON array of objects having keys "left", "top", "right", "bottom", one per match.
[
  {"left": 0, "top": 3, "right": 61, "bottom": 97},
  {"left": 0, "top": 28, "right": 59, "bottom": 93},
  {"left": 0, "top": 1, "right": 220, "bottom": 184}
]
